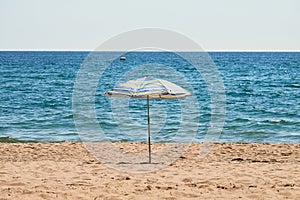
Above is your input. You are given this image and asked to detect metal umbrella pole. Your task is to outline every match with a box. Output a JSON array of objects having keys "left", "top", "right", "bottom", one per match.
[{"left": 147, "top": 95, "right": 151, "bottom": 163}]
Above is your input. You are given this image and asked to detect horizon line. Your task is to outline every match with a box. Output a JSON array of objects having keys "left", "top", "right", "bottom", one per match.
[{"left": 0, "top": 49, "right": 300, "bottom": 52}]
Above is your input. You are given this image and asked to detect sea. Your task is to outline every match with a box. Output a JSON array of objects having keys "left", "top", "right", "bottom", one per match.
[{"left": 0, "top": 51, "right": 299, "bottom": 143}]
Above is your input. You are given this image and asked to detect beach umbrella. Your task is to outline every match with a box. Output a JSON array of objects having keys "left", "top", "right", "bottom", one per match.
[{"left": 105, "top": 76, "right": 190, "bottom": 163}]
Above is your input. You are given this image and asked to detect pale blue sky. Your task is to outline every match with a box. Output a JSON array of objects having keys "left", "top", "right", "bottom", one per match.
[{"left": 1, "top": 0, "right": 299, "bottom": 51}]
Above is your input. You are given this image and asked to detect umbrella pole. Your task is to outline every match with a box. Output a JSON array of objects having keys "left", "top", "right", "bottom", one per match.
[{"left": 147, "top": 95, "right": 151, "bottom": 163}]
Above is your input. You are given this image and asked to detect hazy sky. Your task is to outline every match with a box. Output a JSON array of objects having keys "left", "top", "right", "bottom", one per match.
[{"left": 1, "top": 0, "right": 299, "bottom": 51}]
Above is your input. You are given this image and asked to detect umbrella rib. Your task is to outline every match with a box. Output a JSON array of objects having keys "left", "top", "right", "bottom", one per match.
[{"left": 156, "top": 79, "right": 171, "bottom": 95}]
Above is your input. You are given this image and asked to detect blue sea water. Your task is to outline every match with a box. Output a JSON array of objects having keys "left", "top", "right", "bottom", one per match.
[{"left": 0, "top": 51, "right": 299, "bottom": 143}]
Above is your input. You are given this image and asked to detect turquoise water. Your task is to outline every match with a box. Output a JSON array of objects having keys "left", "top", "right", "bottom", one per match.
[{"left": 0, "top": 51, "right": 299, "bottom": 143}]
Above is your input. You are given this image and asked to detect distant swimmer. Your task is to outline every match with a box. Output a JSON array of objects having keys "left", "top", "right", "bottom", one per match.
[{"left": 120, "top": 56, "right": 126, "bottom": 60}]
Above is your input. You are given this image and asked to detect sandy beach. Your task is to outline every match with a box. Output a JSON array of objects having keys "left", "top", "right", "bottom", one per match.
[{"left": 0, "top": 142, "right": 299, "bottom": 199}]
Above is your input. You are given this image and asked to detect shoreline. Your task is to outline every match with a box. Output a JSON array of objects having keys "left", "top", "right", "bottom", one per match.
[
  {"left": 1, "top": 137, "right": 299, "bottom": 145},
  {"left": 0, "top": 142, "right": 299, "bottom": 199}
]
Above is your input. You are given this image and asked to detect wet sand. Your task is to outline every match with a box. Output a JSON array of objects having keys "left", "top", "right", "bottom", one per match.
[{"left": 0, "top": 142, "right": 299, "bottom": 199}]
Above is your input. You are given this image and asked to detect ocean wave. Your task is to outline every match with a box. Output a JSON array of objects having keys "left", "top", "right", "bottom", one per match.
[{"left": 0, "top": 136, "right": 37, "bottom": 143}]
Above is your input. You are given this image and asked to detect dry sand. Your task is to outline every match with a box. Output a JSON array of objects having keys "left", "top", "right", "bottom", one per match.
[{"left": 0, "top": 142, "right": 299, "bottom": 199}]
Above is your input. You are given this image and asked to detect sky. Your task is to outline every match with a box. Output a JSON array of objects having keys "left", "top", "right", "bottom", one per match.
[{"left": 0, "top": 0, "right": 299, "bottom": 51}]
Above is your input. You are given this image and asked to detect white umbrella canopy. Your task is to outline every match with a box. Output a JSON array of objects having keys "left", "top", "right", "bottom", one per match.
[
  {"left": 105, "top": 76, "right": 190, "bottom": 163},
  {"left": 105, "top": 76, "right": 190, "bottom": 99}
]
